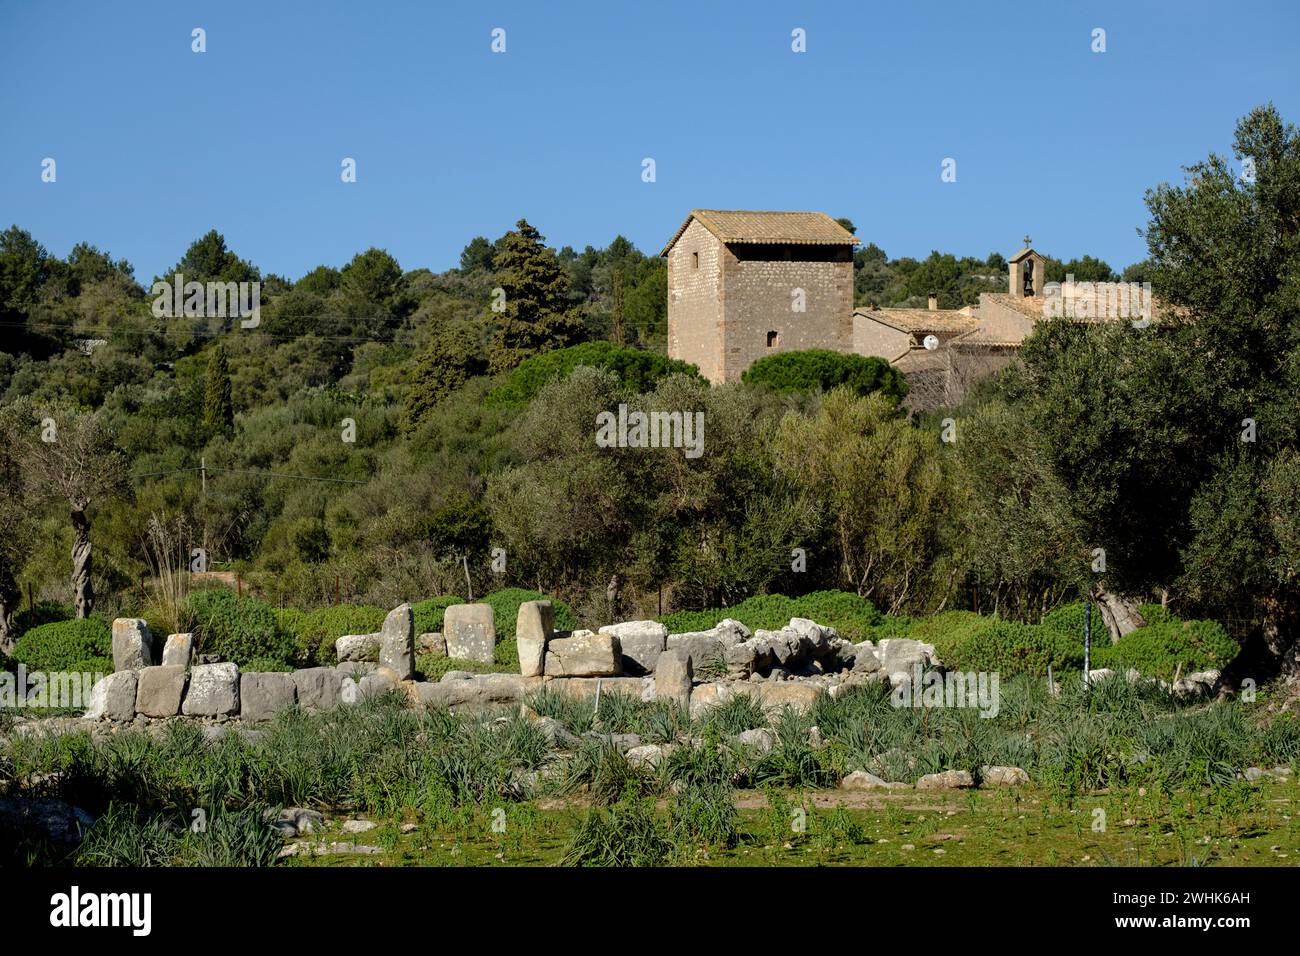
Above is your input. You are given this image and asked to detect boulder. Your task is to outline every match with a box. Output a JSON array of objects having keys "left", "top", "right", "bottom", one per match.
[
  {"left": 134, "top": 665, "right": 187, "bottom": 717},
  {"left": 666, "top": 632, "right": 726, "bottom": 674},
  {"left": 0, "top": 797, "right": 95, "bottom": 850},
  {"left": 443, "top": 603, "right": 496, "bottom": 664},
  {"left": 415, "top": 673, "right": 542, "bottom": 710},
  {"left": 841, "top": 770, "right": 900, "bottom": 791},
  {"left": 599, "top": 620, "right": 668, "bottom": 675},
  {"left": 161, "top": 633, "right": 194, "bottom": 669},
  {"left": 733, "top": 727, "right": 777, "bottom": 755},
  {"left": 916, "top": 769, "right": 976, "bottom": 790},
  {"left": 757, "top": 681, "right": 823, "bottom": 714},
  {"left": 84, "top": 671, "right": 137, "bottom": 721},
  {"left": 417, "top": 632, "right": 446, "bottom": 657},
  {"left": 625, "top": 743, "right": 668, "bottom": 769},
  {"left": 379, "top": 603, "right": 415, "bottom": 680},
  {"left": 688, "top": 680, "right": 754, "bottom": 718},
  {"left": 787, "top": 617, "right": 837, "bottom": 658},
  {"left": 240, "top": 672, "right": 297, "bottom": 721},
  {"left": 877, "top": 638, "right": 938, "bottom": 678},
  {"left": 753, "top": 628, "right": 805, "bottom": 668},
  {"left": 335, "top": 633, "right": 380, "bottom": 664},
  {"left": 654, "top": 647, "right": 692, "bottom": 710},
  {"left": 293, "top": 667, "right": 343, "bottom": 711},
  {"left": 545, "top": 676, "right": 650, "bottom": 701},
  {"left": 545, "top": 631, "right": 622, "bottom": 677},
  {"left": 111, "top": 618, "right": 155, "bottom": 671},
  {"left": 980, "top": 766, "right": 1030, "bottom": 787},
  {"left": 516, "top": 600, "right": 554, "bottom": 678},
  {"left": 182, "top": 662, "right": 241, "bottom": 717},
  {"left": 848, "top": 642, "right": 882, "bottom": 673},
  {"left": 358, "top": 670, "right": 398, "bottom": 700}
]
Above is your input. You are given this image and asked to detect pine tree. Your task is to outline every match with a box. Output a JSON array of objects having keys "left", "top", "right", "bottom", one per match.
[
  {"left": 203, "top": 344, "right": 234, "bottom": 437},
  {"left": 488, "top": 219, "right": 584, "bottom": 373}
]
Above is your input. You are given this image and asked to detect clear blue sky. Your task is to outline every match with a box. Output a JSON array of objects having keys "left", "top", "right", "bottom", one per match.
[{"left": 2, "top": 0, "right": 1297, "bottom": 281}]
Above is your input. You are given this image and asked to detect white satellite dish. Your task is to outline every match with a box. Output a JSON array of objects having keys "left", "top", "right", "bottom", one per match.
[{"left": 922, "top": 334, "right": 940, "bottom": 351}]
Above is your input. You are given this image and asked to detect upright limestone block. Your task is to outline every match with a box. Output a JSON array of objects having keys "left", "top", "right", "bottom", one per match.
[
  {"left": 135, "top": 665, "right": 187, "bottom": 718},
  {"left": 162, "top": 633, "right": 194, "bottom": 669},
  {"left": 599, "top": 620, "right": 667, "bottom": 675},
  {"left": 293, "top": 667, "right": 343, "bottom": 711},
  {"left": 444, "top": 603, "right": 496, "bottom": 664},
  {"left": 379, "top": 604, "right": 415, "bottom": 680},
  {"left": 182, "top": 662, "right": 240, "bottom": 717},
  {"left": 85, "top": 671, "right": 138, "bottom": 721},
  {"left": 655, "top": 648, "right": 692, "bottom": 710},
  {"left": 112, "top": 618, "right": 155, "bottom": 671},
  {"left": 241, "top": 672, "right": 297, "bottom": 721},
  {"left": 516, "top": 600, "right": 553, "bottom": 677}
]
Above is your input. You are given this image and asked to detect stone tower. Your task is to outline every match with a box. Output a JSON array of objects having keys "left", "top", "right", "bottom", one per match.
[{"left": 660, "top": 210, "right": 857, "bottom": 383}]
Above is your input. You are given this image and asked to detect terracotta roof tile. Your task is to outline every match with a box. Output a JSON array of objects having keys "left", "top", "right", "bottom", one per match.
[{"left": 661, "top": 210, "right": 857, "bottom": 256}]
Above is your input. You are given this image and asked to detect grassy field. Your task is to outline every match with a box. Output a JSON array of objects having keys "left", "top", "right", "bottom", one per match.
[
  {"left": 284, "top": 783, "right": 1300, "bottom": 868},
  {"left": 3, "top": 675, "right": 1299, "bottom": 867}
]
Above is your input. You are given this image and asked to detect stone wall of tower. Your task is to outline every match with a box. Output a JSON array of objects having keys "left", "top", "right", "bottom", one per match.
[{"left": 665, "top": 219, "right": 725, "bottom": 383}]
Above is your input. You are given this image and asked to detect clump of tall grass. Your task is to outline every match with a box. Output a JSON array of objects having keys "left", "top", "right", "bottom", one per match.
[{"left": 560, "top": 793, "right": 674, "bottom": 866}]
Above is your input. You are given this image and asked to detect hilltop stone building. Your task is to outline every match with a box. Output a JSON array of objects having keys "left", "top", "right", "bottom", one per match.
[{"left": 662, "top": 210, "right": 1150, "bottom": 409}]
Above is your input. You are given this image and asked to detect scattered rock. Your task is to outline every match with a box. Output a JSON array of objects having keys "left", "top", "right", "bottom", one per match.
[
  {"left": 417, "top": 632, "right": 446, "bottom": 657},
  {"left": 0, "top": 797, "right": 95, "bottom": 848},
  {"left": 916, "top": 769, "right": 976, "bottom": 790},
  {"left": 981, "top": 766, "right": 1030, "bottom": 787},
  {"left": 841, "top": 770, "right": 904, "bottom": 791},
  {"left": 733, "top": 727, "right": 776, "bottom": 755},
  {"left": 625, "top": 743, "right": 668, "bottom": 768},
  {"left": 341, "top": 819, "right": 377, "bottom": 834}
]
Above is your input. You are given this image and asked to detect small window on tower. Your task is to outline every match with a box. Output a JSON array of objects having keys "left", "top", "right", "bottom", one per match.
[
  {"left": 691, "top": 251, "right": 699, "bottom": 269},
  {"left": 767, "top": 330, "right": 779, "bottom": 348}
]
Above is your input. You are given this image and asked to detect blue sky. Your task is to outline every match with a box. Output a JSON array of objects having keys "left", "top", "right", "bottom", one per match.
[{"left": 2, "top": 0, "right": 1297, "bottom": 281}]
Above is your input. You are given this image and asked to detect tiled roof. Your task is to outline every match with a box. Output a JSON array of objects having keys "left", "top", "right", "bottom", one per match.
[
  {"left": 661, "top": 210, "right": 858, "bottom": 256},
  {"left": 853, "top": 306, "right": 979, "bottom": 334}
]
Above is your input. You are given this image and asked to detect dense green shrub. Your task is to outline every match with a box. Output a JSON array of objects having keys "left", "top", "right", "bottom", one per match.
[
  {"left": 412, "top": 595, "right": 463, "bottom": 635},
  {"left": 657, "top": 590, "right": 889, "bottom": 642},
  {"left": 487, "top": 341, "right": 702, "bottom": 408},
  {"left": 939, "top": 618, "right": 1083, "bottom": 677},
  {"left": 1092, "top": 618, "right": 1238, "bottom": 680},
  {"left": 68, "top": 655, "right": 113, "bottom": 677},
  {"left": 483, "top": 588, "right": 577, "bottom": 640},
  {"left": 11, "top": 618, "right": 112, "bottom": 672},
  {"left": 740, "top": 349, "right": 907, "bottom": 403},
  {"left": 289, "top": 604, "right": 387, "bottom": 666},
  {"left": 186, "top": 589, "right": 294, "bottom": 666},
  {"left": 8, "top": 601, "right": 72, "bottom": 638}
]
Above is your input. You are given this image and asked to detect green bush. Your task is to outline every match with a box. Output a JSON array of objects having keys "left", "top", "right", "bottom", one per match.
[
  {"left": 290, "top": 604, "right": 386, "bottom": 666},
  {"left": 186, "top": 589, "right": 294, "bottom": 667},
  {"left": 1092, "top": 618, "right": 1238, "bottom": 681},
  {"left": 941, "top": 618, "right": 1083, "bottom": 677},
  {"left": 483, "top": 588, "right": 577, "bottom": 640},
  {"left": 9, "top": 601, "right": 72, "bottom": 638},
  {"left": 68, "top": 655, "right": 113, "bottom": 677},
  {"left": 11, "top": 618, "right": 112, "bottom": 672},
  {"left": 740, "top": 349, "right": 908, "bottom": 403},
  {"left": 242, "top": 657, "right": 294, "bottom": 673},
  {"left": 412, "top": 595, "right": 463, "bottom": 635},
  {"left": 487, "top": 341, "right": 702, "bottom": 408},
  {"left": 657, "top": 590, "right": 889, "bottom": 642}
]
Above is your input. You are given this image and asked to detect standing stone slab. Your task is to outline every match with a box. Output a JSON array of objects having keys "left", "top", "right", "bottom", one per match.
[
  {"left": 135, "top": 665, "right": 187, "bottom": 718},
  {"left": 85, "top": 671, "right": 138, "bottom": 720},
  {"left": 112, "top": 618, "right": 155, "bottom": 672},
  {"left": 240, "top": 672, "right": 297, "bottom": 721},
  {"left": 600, "top": 621, "right": 667, "bottom": 675},
  {"left": 444, "top": 603, "right": 495, "bottom": 664},
  {"left": 379, "top": 604, "right": 415, "bottom": 679},
  {"left": 182, "top": 662, "right": 240, "bottom": 717},
  {"left": 654, "top": 647, "right": 692, "bottom": 710},
  {"left": 516, "top": 600, "right": 553, "bottom": 677},
  {"left": 161, "top": 633, "right": 194, "bottom": 669},
  {"left": 293, "top": 667, "right": 343, "bottom": 711}
]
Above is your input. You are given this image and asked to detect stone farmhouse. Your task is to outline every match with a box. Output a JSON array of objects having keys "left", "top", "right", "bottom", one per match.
[{"left": 662, "top": 210, "right": 1148, "bottom": 409}]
